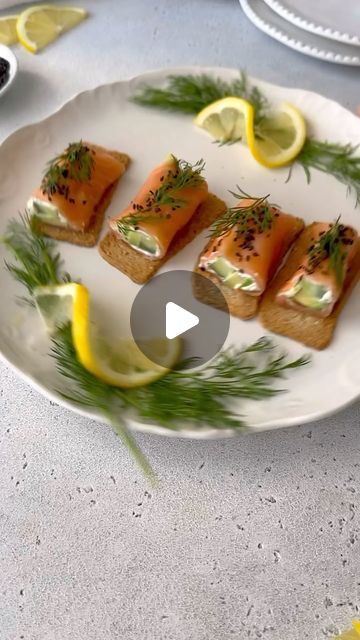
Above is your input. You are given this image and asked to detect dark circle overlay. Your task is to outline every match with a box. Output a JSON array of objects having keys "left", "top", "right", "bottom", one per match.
[{"left": 130, "top": 269, "right": 230, "bottom": 369}]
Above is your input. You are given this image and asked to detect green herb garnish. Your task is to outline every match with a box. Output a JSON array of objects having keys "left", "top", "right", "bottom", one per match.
[
  {"left": 117, "top": 155, "right": 205, "bottom": 236},
  {"left": 41, "top": 140, "right": 95, "bottom": 198},
  {"left": 132, "top": 73, "right": 360, "bottom": 206},
  {"left": 307, "top": 217, "right": 351, "bottom": 286},
  {"left": 296, "top": 140, "right": 360, "bottom": 206},
  {"left": 52, "top": 324, "right": 310, "bottom": 452},
  {"left": 1, "top": 214, "right": 70, "bottom": 304},
  {"left": 210, "top": 188, "right": 272, "bottom": 239},
  {"left": 132, "top": 72, "right": 269, "bottom": 125}
]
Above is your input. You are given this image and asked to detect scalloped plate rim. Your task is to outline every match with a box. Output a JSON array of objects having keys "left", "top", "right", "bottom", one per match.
[
  {"left": 239, "top": 0, "right": 360, "bottom": 65},
  {"left": 262, "top": 0, "right": 360, "bottom": 47}
]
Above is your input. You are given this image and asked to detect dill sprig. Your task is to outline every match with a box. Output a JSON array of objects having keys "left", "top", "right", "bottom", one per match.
[
  {"left": 296, "top": 139, "right": 360, "bottom": 207},
  {"left": 41, "top": 140, "right": 95, "bottom": 198},
  {"left": 52, "top": 326, "right": 310, "bottom": 433},
  {"left": 132, "top": 72, "right": 269, "bottom": 125},
  {"left": 210, "top": 188, "right": 272, "bottom": 238},
  {"left": 0, "top": 214, "right": 70, "bottom": 303},
  {"left": 117, "top": 156, "right": 206, "bottom": 236},
  {"left": 132, "top": 73, "right": 360, "bottom": 206},
  {"left": 307, "top": 216, "right": 351, "bottom": 286}
]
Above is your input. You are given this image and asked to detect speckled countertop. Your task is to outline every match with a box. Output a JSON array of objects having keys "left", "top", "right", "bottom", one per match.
[{"left": 0, "top": 1, "right": 359, "bottom": 639}]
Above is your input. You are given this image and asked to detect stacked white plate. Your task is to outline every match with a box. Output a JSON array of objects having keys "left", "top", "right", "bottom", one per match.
[{"left": 239, "top": 0, "right": 360, "bottom": 65}]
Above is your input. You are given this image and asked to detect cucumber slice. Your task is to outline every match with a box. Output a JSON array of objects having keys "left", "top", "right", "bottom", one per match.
[
  {"left": 293, "top": 279, "right": 331, "bottom": 310},
  {"left": 209, "top": 257, "right": 236, "bottom": 279},
  {"left": 125, "top": 229, "right": 159, "bottom": 257},
  {"left": 208, "top": 257, "right": 256, "bottom": 291},
  {"left": 27, "top": 198, "right": 68, "bottom": 227}
]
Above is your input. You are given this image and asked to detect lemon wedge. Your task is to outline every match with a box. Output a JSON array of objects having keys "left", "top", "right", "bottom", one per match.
[
  {"left": 194, "top": 97, "right": 306, "bottom": 168},
  {"left": 335, "top": 621, "right": 360, "bottom": 639},
  {"left": 17, "top": 5, "right": 87, "bottom": 53},
  {"left": 0, "top": 16, "right": 18, "bottom": 45},
  {"left": 34, "top": 283, "right": 181, "bottom": 388}
]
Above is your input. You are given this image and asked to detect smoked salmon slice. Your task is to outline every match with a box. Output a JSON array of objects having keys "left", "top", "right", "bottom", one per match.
[
  {"left": 199, "top": 196, "right": 304, "bottom": 295},
  {"left": 276, "top": 220, "right": 359, "bottom": 317},
  {"left": 110, "top": 156, "right": 208, "bottom": 259},
  {"left": 30, "top": 142, "right": 126, "bottom": 231}
]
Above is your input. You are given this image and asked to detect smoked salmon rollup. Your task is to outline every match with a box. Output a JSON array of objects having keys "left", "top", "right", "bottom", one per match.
[
  {"left": 110, "top": 156, "right": 208, "bottom": 259},
  {"left": 198, "top": 192, "right": 304, "bottom": 295},
  {"left": 27, "top": 142, "right": 128, "bottom": 232},
  {"left": 276, "top": 220, "right": 359, "bottom": 317}
]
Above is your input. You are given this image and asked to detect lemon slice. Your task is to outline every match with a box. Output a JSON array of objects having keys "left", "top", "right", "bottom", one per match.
[
  {"left": 194, "top": 97, "right": 306, "bottom": 168},
  {"left": 335, "top": 621, "right": 360, "bottom": 639},
  {"left": 34, "top": 283, "right": 181, "bottom": 388},
  {"left": 250, "top": 102, "right": 306, "bottom": 168},
  {"left": 17, "top": 5, "right": 87, "bottom": 53},
  {"left": 194, "top": 96, "right": 254, "bottom": 144},
  {"left": 0, "top": 16, "right": 18, "bottom": 45}
]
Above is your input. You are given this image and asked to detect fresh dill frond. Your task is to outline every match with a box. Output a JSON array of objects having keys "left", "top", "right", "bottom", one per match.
[
  {"left": 307, "top": 216, "right": 353, "bottom": 286},
  {"left": 209, "top": 188, "right": 272, "bottom": 238},
  {"left": 1, "top": 214, "right": 70, "bottom": 302},
  {"left": 132, "top": 72, "right": 269, "bottom": 124},
  {"left": 117, "top": 156, "right": 206, "bottom": 236},
  {"left": 52, "top": 327, "right": 310, "bottom": 436},
  {"left": 296, "top": 139, "right": 360, "bottom": 207},
  {"left": 41, "top": 140, "right": 95, "bottom": 198},
  {"left": 132, "top": 73, "right": 360, "bottom": 205}
]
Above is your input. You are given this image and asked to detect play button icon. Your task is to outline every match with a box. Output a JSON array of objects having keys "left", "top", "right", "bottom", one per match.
[
  {"left": 130, "top": 270, "right": 230, "bottom": 369},
  {"left": 165, "top": 302, "right": 199, "bottom": 339}
]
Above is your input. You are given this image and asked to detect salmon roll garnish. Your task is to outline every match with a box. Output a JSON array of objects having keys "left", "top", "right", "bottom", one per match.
[
  {"left": 110, "top": 156, "right": 208, "bottom": 259},
  {"left": 276, "top": 219, "right": 359, "bottom": 317},
  {"left": 198, "top": 190, "right": 304, "bottom": 294},
  {"left": 27, "top": 142, "right": 128, "bottom": 232}
]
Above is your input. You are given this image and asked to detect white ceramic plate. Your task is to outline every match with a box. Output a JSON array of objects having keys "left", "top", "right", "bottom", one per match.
[
  {"left": 0, "top": 66, "right": 360, "bottom": 438},
  {"left": 240, "top": 0, "right": 360, "bottom": 66},
  {"left": 263, "top": 0, "right": 360, "bottom": 47},
  {"left": 0, "top": 44, "right": 17, "bottom": 99}
]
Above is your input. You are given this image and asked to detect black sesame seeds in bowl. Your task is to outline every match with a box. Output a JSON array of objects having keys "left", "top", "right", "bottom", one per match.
[
  {"left": 0, "top": 57, "right": 10, "bottom": 90},
  {"left": 0, "top": 45, "right": 18, "bottom": 99}
]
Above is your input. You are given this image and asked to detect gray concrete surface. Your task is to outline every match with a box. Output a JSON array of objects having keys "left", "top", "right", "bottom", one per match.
[{"left": 0, "top": 1, "right": 360, "bottom": 638}]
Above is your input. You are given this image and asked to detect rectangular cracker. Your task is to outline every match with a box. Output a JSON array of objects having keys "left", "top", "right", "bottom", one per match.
[{"left": 259, "top": 225, "right": 360, "bottom": 349}]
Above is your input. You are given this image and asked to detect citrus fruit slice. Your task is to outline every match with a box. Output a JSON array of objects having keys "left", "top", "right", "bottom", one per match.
[
  {"left": 34, "top": 283, "right": 181, "bottom": 388},
  {"left": 0, "top": 16, "right": 18, "bottom": 45},
  {"left": 17, "top": 5, "right": 87, "bottom": 53},
  {"left": 194, "top": 97, "right": 306, "bottom": 168},
  {"left": 194, "top": 96, "right": 254, "bottom": 144},
  {"left": 250, "top": 102, "right": 306, "bottom": 168}
]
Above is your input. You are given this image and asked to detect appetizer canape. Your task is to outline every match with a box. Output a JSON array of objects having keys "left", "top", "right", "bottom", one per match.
[
  {"left": 193, "top": 189, "right": 304, "bottom": 319},
  {"left": 260, "top": 219, "right": 360, "bottom": 349},
  {"left": 99, "top": 155, "right": 226, "bottom": 284},
  {"left": 27, "top": 141, "right": 130, "bottom": 247}
]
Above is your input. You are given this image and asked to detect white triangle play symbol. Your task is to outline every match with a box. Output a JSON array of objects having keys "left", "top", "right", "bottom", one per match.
[{"left": 165, "top": 302, "right": 199, "bottom": 340}]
